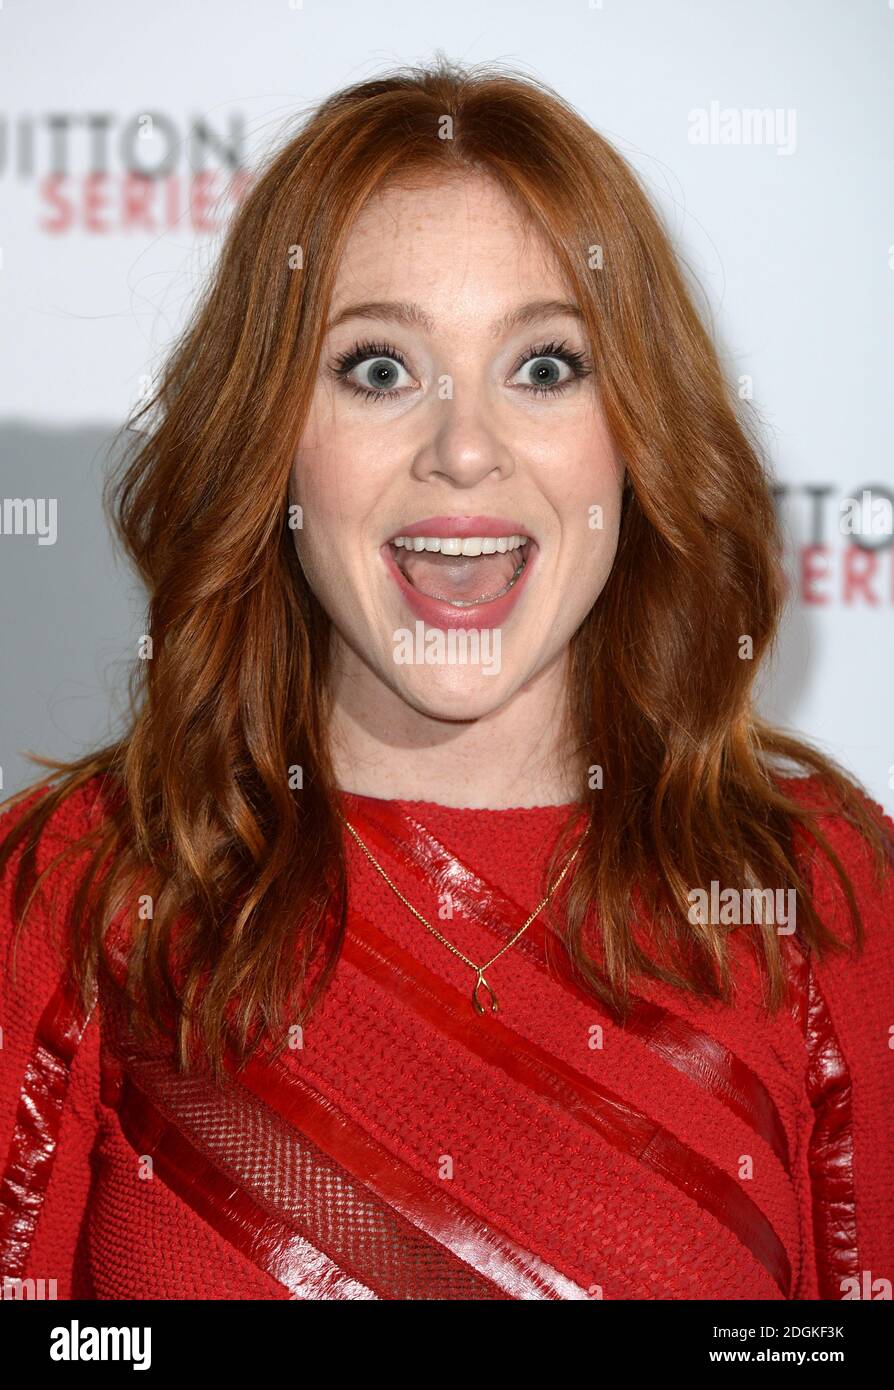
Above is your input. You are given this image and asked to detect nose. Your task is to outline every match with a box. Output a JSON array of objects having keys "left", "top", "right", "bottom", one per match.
[{"left": 410, "top": 391, "right": 516, "bottom": 489}]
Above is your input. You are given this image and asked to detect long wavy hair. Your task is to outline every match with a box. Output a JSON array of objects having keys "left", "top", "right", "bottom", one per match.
[{"left": 2, "top": 57, "right": 892, "bottom": 1077}]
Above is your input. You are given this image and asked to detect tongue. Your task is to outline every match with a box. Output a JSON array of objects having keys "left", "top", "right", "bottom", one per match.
[{"left": 398, "top": 548, "right": 519, "bottom": 603}]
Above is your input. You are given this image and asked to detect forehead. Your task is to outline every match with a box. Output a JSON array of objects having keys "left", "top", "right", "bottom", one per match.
[{"left": 329, "top": 172, "right": 566, "bottom": 309}]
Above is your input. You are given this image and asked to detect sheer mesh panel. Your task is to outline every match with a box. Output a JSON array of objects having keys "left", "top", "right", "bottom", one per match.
[{"left": 120, "top": 1052, "right": 506, "bottom": 1300}]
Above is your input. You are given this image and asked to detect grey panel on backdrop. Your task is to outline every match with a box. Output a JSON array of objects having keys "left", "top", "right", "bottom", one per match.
[{"left": 0, "top": 423, "right": 146, "bottom": 797}]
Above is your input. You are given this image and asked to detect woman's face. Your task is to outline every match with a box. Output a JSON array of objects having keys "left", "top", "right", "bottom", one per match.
[{"left": 290, "top": 171, "right": 624, "bottom": 722}]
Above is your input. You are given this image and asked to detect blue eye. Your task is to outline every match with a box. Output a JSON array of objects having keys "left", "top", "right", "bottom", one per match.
[
  {"left": 509, "top": 341, "right": 592, "bottom": 397},
  {"left": 514, "top": 356, "right": 566, "bottom": 391},
  {"left": 331, "top": 340, "right": 414, "bottom": 400},
  {"left": 360, "top": 358, "right": 405, "bottom": 391},
  {"left": 533, "top": 359, "right": 562, "bottom": 387}
]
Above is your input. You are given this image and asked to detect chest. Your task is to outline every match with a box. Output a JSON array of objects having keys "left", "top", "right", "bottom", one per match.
[{"left": 84, "top": 927, "right": 810, "bottom": 1300}]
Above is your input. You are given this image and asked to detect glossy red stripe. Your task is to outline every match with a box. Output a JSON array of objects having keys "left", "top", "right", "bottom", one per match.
[
  {"left": 101, "top": 919, "right": 580, "bottom": 1298},
  {"left": 342, "top": 797, "right": 791, "bottom": 1173},
  {"left": 0, "top": 975, "right": 95, "bottom": 1277},
  {"left": 803, "top": 960, "right": 859, "bottom": 1297},
  {"left": 233, "top": 1049, "right": 591, "bottom": 1300},
  {"left": 342, "top": 903, "right": 792, "bottom": 1296},
  {"left": 114, "top": 1070, "right": 378, "bottom": 1299},
  {"left": 103, "top": 996, "right": 515, "bottom": 1300},
  {"left": 783, "top": 943, "right": 859, "bottom": 1297}
]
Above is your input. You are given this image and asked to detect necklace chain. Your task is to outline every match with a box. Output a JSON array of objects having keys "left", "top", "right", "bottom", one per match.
[{"left": 338, "top": 810, "right": 590, "bottom": 1016}]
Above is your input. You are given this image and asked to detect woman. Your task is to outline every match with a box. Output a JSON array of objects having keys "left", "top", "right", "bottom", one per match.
[{"left": 1, "top": 58, "right": 892, "bottom": 1302}]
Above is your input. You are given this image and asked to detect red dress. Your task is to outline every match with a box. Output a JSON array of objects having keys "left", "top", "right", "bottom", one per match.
[{"left": 0, "top": 774, "right": 892, "bottom": 1300}]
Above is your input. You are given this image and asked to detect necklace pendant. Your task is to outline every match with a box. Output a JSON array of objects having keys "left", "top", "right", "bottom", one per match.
[{"left": 472, "top": 969, "right": 499, "bottom": 1016}]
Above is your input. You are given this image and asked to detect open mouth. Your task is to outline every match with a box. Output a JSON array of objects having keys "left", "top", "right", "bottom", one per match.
[{"left": 389, "top": 533, "right": 530, "bottom": 607}]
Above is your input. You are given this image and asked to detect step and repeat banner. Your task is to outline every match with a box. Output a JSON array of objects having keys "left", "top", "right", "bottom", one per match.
[{"left": 1, "top": 0, "right": 891, "bottom": 807}]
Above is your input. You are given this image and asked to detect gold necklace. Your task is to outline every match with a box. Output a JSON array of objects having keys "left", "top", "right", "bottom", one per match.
[{"left": 338, "top": 810, "right": 590, "bottom": 1017}]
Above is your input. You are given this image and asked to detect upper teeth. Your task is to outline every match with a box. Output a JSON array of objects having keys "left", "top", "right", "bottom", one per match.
[{"left": 392, "top": 535, "right": 529, "bottom": 556}]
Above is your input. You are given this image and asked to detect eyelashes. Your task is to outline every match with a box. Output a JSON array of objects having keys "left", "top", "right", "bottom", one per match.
[
  {"left": 330, "top": 340, "right": 413, "bottom": 402},
  {"left": 328, "top": 337, "right": 593, "bottom": 403}
]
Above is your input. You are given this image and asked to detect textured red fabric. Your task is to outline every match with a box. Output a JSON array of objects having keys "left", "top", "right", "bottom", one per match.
[{"left": 0, "top": 774, "right": 892, "bottom": 1300}]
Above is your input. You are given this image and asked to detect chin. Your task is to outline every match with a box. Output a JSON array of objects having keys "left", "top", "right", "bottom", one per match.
[{"left": 386, "top": 664, "right": 526, "bottom": 723}]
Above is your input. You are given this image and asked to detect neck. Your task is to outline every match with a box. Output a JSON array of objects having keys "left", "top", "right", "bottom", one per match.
[{"left": 327, "top": 642, "right": 579, "bottom": 810}]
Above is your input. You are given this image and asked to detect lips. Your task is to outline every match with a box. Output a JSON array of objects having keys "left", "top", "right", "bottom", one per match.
[{"left": 381, "top": 515, "right": 537, "bottom": 630}]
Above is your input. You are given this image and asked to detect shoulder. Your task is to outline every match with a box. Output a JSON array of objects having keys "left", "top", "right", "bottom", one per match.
[
  {"left": 770, "top": 776, "right": 894, "bottom": 1297},
  {"left": 0, "top": 771, "right": 115, "bottom": 1095},
  {"left": 774, "top": 770, "right": 894, "bottom": 1065},
  {"left": 774, "top": 771, "right": 894, "bottom": 924},
  {"left": 0, "top": 773, "right": 116, "bottom": 987},
  {"left": 0, "top": 772, "right": 111, "bottom": 858}
]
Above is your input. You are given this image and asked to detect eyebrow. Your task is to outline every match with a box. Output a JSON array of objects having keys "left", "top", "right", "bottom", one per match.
[{"left": 326, "top": 298, "right": 584, "bottom": 337}]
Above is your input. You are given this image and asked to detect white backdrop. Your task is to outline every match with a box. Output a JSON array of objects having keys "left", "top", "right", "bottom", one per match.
[{"left": 1, "top": 0, "right": 891, "bottom": 809}]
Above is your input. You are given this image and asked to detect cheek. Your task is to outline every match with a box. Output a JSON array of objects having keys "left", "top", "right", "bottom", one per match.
[
  {"left": 552, "top": 439, "right": 624, "bottom": 547},
  {"left": 290, "top": 398, "right": 390, "bottom": 525},
  {"left": 290, "top": 451, "right": 325, "bottom": 523},
  {"left": 288, "top": 441, "right": 383, "bottom": 621},
  {"left": 290, "top": 446, "right": 358, "bottom": 541},
  {"left": 288, "top": 445, "right": 336, "bottom": 599},
  {"left": 290, "top": 390, "right": 348, "bottom": 516}
]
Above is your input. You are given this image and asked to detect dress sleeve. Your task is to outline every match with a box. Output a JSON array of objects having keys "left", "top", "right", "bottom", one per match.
[
  {"left": 0, "top": 784, "right": 103, "bottom": 1298},
  {"left": 790, "top": 785, "right": 894, "bottom": 1300}
]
